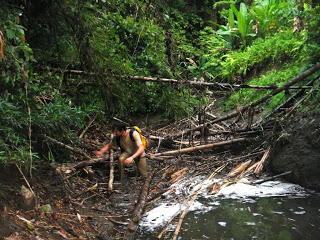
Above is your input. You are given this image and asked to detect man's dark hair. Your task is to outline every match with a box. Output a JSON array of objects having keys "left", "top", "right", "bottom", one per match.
[{"left": 111, "top": 122, "right": 127, "bottom": 132}]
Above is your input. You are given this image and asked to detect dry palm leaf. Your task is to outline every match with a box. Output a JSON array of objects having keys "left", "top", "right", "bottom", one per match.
[
  {"left": 228, "top": 159, "right": 252, "bottom": 177},
  {"left": 171, "top": 167, "right": 188, "bottom": 179},
  {"left": 254, "top": 147, "right": 271, "bottom": 175}
]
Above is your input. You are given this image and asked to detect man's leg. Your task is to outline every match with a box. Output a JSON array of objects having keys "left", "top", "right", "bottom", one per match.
[
  {"left": 118, "top": 152, "right": 130, "bottom": 180},
  {"left": 136, "top": 157, "right": 147, "bottom": 178}
]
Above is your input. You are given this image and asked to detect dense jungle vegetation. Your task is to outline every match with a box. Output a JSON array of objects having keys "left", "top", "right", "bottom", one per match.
[{"left": 1, "top": 0, "right": 320, "bottom": 169}]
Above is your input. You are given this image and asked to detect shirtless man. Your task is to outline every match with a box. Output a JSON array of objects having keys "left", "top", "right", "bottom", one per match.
[{"left": 94, "top": 122, "right": 147, "bottom": 180}]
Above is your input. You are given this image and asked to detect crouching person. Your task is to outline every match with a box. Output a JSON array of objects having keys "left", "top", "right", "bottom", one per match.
[{"left": 94, "top": 122, "right": 147, "bottom": 180}]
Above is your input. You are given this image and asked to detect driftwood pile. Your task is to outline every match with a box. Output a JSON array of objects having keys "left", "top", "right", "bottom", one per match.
[{"left": 41, "top": 63, "right": 320, "bottom": 239}]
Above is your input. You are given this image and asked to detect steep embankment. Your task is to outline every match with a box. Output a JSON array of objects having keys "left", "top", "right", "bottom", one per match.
[{"left": 270, "top": 113, "right": 320, "bottom": 191}]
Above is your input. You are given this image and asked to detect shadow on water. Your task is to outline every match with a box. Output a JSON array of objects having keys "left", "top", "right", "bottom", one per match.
[{"left": 138, "top": 191, "right": 320, "bottom": 239}]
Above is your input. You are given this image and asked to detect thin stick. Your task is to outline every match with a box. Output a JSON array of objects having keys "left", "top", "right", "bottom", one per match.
[
  {"left": 15, "top": 163, "right": 37, "bottom": 209},
  {"left": 172, "top": 194, "right": 197, "bottom": 240},
  {"left": 25, "top": 84, "right": 33, "bottom": 177},
  {"left": 157, "top": 202, "right": 189, "bottom": 239},
  {"left": 108, "top": 134, "right": 115, "bottom": 192},
  {"left": 15, "top": 163, "right": 35, "bottom": 196},
  {"left": 79, "top": 113, "right": 98, "bottom": 139}
]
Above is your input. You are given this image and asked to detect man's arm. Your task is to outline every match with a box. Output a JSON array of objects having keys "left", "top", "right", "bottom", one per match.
[
  {"left": 94, "top": 142, "right": 112, "bottom": 157},
  {"left": 124, "top": 143, "right": 144, "bottom": 165}
]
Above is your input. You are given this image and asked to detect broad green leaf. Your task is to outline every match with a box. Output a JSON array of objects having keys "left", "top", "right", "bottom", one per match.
[
  {"left": 240, "top": 3, "right": 248, "bottom": 15},
  {"left": 237, "top": 13, "right": 246, "bottom": 38},
  {"left": 210, "top": 21, "right": 228, "bottom": 31},
  {"left": 231, "top": 4, "right": 240, "bottom": 18},
  {"left": 217, "top": 29, "right": 237, "bottom": 36},
  {"left": 251, "top": 6, "right": 264, "bottom": 17},
  {"left": 6, "top": 29, "right": 15, "bottom": 39},
  {"left": 228, "top": 9, "right": 234, "bottom": 29}
]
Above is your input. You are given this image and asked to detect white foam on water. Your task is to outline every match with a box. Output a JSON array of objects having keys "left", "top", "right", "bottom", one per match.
[
  {"left": 215, "top": 181, "right": 307, "bottom": 199},
  {"left": 139, "top": 177, "right": 309, "bottom": 231}
]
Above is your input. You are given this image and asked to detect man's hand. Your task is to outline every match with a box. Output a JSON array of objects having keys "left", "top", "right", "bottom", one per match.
[
  {"left": 124, "top": 156, "right": 134, "bottom": 165},
  {"left": 94, "top": 150, "right": 103, "bottom": 157}
]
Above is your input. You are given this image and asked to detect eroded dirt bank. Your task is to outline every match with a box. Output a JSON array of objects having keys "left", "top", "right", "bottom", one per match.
[{"left": 270, "top": 113, "right": 320, "bottom": 191}]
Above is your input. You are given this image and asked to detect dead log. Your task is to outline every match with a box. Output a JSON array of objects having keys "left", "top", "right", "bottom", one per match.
[
  {"left": 40, "top": 66, "right": 313, "bottom": 91},
  {"left": 129, "top": 76, "right": 312, "bottom": 90},
  {"left": 172, "top": 63, "right": 320, "bottom": 139},
  {"left": 72, "top": 155, "right": 110, "bottom": 169},
  {"left": 123, "top": 167, "right": 158, "bottom": 240},
  {"left": 151, "top": 138, "right": 247, "bottom": 157}
]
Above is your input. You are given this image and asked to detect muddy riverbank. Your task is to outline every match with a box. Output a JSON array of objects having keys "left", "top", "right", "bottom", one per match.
[{"left": 1, "top": 112, "right": 320, "bottom": 239}]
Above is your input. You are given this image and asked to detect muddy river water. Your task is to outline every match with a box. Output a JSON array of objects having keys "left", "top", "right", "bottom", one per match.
[{"left": 136, "top": 179, "right": 320, "bottom": 239}]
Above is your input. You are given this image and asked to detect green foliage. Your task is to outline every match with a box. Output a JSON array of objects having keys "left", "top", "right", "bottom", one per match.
[
  {"left": 224, "top": 64, "right": 301, "bottom": 111},
  {"left": 0, "top": 6, "right": 33, "bottom": 91},
  {"left": 188, "top": 27, "right": 228, "bottom": 80},
  {"left": 214, "top": 0, "right": 296, "bottom": 48},
  {"left": 250, "top": 0, "right": 296, "bottom": 38},
  {"left": 219, "top": 31, "right": 305, "bottom": 81},
  {"left": 1, "top": 0, "right": 319, "bottom": 168},
  {"left": 152, "top": 85, "right": 199, "bottom": 121},
  {"left": 303, "top": 5, "right": 320, "bottom": 62}
]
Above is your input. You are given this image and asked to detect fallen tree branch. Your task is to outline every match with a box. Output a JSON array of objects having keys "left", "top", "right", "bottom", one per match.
[
  {"left": 79, "top": 113, "right": 98, "bottom": 139},
  {"left": 72, "top": 155, "right": 110, "bottom": 169},
  {"left": 146, "top": 153, "right": 174, "bottom": 161},
  {"left": 257, "top": 73, "right": 320, "bottom": 125},
  {"left": 38, "top": 66, "right": 313, "bottom": 90},
  {"left": 172, "top": 63, "right": 320, "bottom": 139},
  {"left": 44, "top": 135, "right": 92, "bottom": 159},
  {"left": 130, "top": 75, "right": 313, "bottom": 90},
  {"left": 151, "top": 138, "right": 247, "bottom": 157},
  {"left": 123, "top": 166, "right": 158, "bottom": 240}
]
